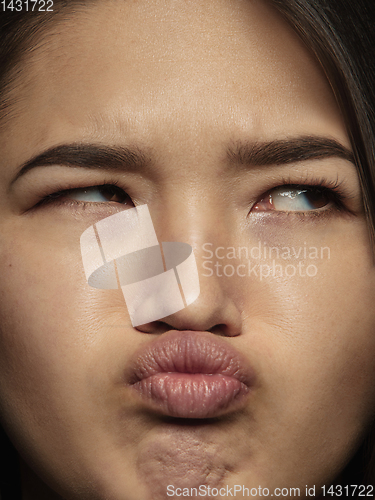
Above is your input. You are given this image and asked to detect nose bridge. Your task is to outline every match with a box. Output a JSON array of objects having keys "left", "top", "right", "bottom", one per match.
[
  {"left": 153, "top": 167, "right": 229, "bottom": 237},
  {"left": 149, "top": 195, "right": 245, "bottom": 336},
  {"left": 152, "top": 184, "right": 234, "bottom": 272}
]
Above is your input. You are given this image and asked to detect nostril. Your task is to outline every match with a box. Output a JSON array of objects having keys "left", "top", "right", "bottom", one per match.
[
  {"left": 209, "top": 324, "right": 241, "bottom": 337},
  {"left": 136, "top": 321, "right": 240, "bottom": 337},
  {"left": 135, "top": 321, "right": 172, "bottom": 335}
]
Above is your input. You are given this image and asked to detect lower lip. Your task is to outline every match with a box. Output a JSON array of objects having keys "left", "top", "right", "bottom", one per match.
[{"left": 132, "top": 372, "right": 249, "bottom": 419}]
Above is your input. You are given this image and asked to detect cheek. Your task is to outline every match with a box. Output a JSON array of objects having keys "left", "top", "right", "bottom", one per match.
[
  {"left": 0, "top": 227, "right": 141, "bottom": 489},
  {"left": 231, "top": 218, "right": 375, "bottom": 480},
  {"left": 0, "top": 227, "right": 128, "bottom": 426}
]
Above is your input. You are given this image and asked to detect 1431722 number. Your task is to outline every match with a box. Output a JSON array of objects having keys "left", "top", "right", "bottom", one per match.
[{"left": 1, "top": 1, "right": 54, "bottom": 11}]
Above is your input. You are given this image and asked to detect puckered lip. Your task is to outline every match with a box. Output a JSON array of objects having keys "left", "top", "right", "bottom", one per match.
[{"left": 127, "top": 330, "right": 255, "bottom": 419}]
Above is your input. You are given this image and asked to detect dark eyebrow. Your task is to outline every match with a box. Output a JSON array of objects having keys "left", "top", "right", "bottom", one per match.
[
  {"left": 227, "top": 136, "right": 354, "bottom": 167},
  {"left": 11, "top": 144, "right": 151, "bottom": 185},
  {"left": 11, "top": 137, "right": 355, "bottom": 187}
]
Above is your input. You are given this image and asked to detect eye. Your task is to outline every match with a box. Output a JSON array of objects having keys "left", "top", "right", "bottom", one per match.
[
  {"left": 39, "top": 184, "right": 134, "bottom": 207},
  {"left": 251, "top": 185, "right": 338, "bottom": 213},
  {"left": 64, "top": 185, "right": 132, "bottom": 204}
]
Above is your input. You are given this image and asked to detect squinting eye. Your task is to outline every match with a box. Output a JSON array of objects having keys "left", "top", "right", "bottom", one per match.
[
  {"left": 252, "top": 186, "right": 334, "bottom": 212},
  {"left": 43, "top": 184, "right": 134, "bottom": 206}
]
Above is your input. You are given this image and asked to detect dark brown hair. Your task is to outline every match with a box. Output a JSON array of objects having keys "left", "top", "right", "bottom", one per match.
[{"left": 269, "top": 0, "right": 375, "bottom": 486}]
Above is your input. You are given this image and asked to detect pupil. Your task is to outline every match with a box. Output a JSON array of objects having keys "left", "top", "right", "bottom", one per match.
[
  {"left": 100, "top": 186, "right": 127, "bottom": 203},
  {"left": 304, "top": 189, "right": 329, "bottom": 209}
]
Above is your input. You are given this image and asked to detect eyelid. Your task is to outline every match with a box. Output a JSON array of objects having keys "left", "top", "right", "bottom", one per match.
[
  {"left": 35, "top": 181, "right": 129, "bottom": 206},
  {"left": 30, "top": 174, "right": 361, "bottom": 219},
  {"left": 250, "top": 175, "right": 358, "bottom": 215}
]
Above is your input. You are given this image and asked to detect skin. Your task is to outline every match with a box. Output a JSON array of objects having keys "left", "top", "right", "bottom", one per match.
[{"left": 0, "top": 0, "right": 374, "bottom": 498}]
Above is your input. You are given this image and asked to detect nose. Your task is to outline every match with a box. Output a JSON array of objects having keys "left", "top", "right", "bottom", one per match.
[
  {"left": 152, "top": 275, "right": 243, "bottom": 336},
  {"left": 136, "top": 271, "right": 243, "bottom": 337},
  {"left": 136, "top": 222, "right": 243, "bottom": 338}
]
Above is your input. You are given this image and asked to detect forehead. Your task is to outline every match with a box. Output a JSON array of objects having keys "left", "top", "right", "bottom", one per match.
[{"left": 1, "top": 0, "right": 348, "bottom": 163}]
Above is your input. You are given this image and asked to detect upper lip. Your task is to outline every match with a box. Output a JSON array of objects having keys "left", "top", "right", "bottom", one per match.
[{"left": 128, "top": 330, "right": 255, "bottom": 387}]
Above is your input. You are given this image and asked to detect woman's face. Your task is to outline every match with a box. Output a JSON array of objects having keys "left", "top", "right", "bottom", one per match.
[{"left": 0, "top": 0, "right": 375, "bottom": 498}]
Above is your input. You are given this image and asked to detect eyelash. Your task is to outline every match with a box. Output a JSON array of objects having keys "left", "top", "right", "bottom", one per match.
[
  {"left": 35, "top": 179, "right": 127, "bottom": 209},
  {"left": 254, "top": 175, "right": 349, "bottom": 213},
  {"left": 34, "top": 175, "right": 352, "bottom": 214}
]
